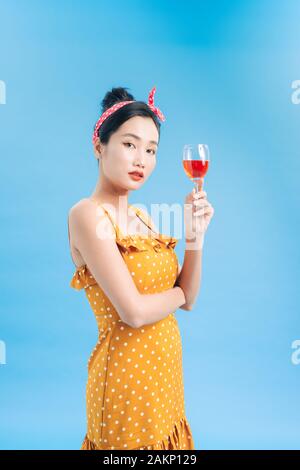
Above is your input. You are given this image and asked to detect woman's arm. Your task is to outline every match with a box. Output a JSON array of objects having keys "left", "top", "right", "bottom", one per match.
[
  {"left": 174, "top": 238, "right": 204, "bottom": 311},
  {"left": 134, "top": 286, "right": 186, "bottom": 327},
  {"left": 174, "top": 184, "right": 215, "bottom": 310},
  {"left": 69, "top": 200, "right": 186, "bottom": 329}
]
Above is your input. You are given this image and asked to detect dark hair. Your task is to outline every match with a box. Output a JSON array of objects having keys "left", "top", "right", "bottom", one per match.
[{"left": 94, "top": 87, "right": 162, "bottom": 166}]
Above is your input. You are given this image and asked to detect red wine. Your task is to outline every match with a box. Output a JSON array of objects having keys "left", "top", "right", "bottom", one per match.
[{"left": 183, "top": 159, "right": 209, "bottom": 179}]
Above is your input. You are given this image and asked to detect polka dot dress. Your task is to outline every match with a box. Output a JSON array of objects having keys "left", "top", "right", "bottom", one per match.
[{"left": 70, "top": 204, "right": 195, "bottom": 450}]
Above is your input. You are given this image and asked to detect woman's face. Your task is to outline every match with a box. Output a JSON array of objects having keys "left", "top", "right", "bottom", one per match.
[{"left": 96, "top": 116, "right": 159, "bottom": 190}]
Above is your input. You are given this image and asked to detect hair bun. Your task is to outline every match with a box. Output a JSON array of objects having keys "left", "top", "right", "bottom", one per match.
[{"left": 101, "top": 87, "right": 135, "bottom": 113}]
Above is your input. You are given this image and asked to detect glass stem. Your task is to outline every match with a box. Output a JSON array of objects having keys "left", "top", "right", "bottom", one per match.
[{"left": 194, "top": 179, "right": 204, "bottom": 193}]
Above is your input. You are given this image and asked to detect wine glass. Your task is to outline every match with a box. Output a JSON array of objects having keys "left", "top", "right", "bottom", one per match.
[{"left": 182, "top": 144, "right": 210, "bottom": 192}]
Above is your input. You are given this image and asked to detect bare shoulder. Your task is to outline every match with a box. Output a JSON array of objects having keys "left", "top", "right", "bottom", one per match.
[
  {"left": 69, "top": 198, "right": 108, "bottom": 220},
  {"left": 68, "top": 198, "right": 115, "bottom": 244},
  {"left": 69, "top": 198, "right": 105, "bottom": 216}
]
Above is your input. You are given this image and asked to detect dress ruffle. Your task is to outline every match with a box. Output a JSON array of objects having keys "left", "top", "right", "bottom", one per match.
[
  {"left": 116, "top": 233, "right": 178, "bottom": 254},
  {"left": 70, "top": 264, "right": 98, "bottom": 290},
  {"left": 80, "top": 416, "right": 194, "bottom": 450},
  {"left": 70, "top": 233, "right": 178, "bottom": 291}
]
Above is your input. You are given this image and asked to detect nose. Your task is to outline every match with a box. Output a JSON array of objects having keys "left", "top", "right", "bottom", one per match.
[{"left": 135, "top": 157, "right": 145, "bottom": 168}]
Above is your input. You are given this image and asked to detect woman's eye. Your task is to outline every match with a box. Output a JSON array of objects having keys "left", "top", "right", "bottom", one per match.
[{"left": 124, "top": 142, "right": 155, "bottom": 155}]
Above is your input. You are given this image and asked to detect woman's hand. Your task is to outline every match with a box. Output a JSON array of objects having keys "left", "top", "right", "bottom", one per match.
[{"left": 184, "top": 178, "right": 215, "bottom": 246}]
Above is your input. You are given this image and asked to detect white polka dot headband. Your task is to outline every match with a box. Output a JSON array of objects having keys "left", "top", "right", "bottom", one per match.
[{"left": 92, "top": 85, "right": 166, "bottom": 145}]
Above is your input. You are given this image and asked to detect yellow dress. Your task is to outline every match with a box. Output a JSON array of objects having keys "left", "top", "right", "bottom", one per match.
[{"left": 70, "top": 204, "right": 195, "bottom": 450}]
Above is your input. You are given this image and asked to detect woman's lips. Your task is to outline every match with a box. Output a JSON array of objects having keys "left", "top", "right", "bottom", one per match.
[{"left": 128, "top": 172, "right": 144, "bottom": 181}]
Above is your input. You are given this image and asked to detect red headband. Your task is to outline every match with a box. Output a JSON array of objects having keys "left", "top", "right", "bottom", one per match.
[{"left": 92, "top": 85, "right": 165, "bottom": 145}]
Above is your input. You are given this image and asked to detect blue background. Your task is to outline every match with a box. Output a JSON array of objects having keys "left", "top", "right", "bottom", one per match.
[{"left": 0, "top": 0, "right": 299, "bottom": 450}]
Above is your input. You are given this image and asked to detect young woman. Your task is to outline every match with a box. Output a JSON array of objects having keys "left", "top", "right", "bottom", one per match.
[{"left": 68, "top": 86, "right": 214, "bottom": 450}]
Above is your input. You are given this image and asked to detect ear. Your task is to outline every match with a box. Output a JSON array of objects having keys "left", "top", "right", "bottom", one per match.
[{"left": 93, "top": 137, "right": 102, "bottom": 159}]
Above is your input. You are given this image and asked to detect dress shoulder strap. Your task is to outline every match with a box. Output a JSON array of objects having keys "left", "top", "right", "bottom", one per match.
[
  {"left": 96, "top": 202, "right": 159, "bottom": 238},
  {"left": 131, "top": 205, "right": 159, "bottom": 235},
  {"left": 97, "top": 204, "right": 124, "bottom": 239}
]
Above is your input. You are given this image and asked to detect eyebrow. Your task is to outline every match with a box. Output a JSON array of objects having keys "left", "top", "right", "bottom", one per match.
[{"left": 121, "top": 133, "right": 158, "bottom": 146}]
